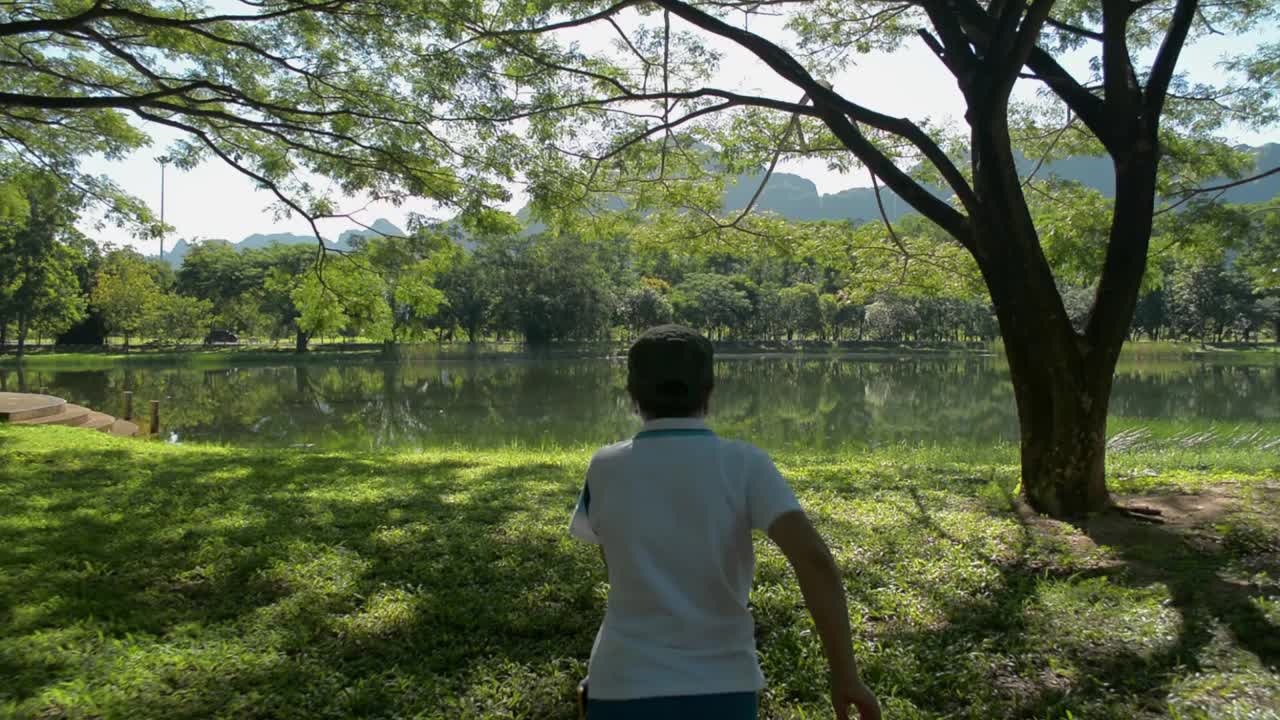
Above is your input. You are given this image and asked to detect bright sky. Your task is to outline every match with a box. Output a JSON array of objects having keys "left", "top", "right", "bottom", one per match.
[{"left": 81, "top": 8, "right": 1280, "bottom": 252}]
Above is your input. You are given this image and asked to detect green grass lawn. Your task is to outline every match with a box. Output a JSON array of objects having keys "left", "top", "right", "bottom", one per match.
[
  {"left": 0, "top": 346, "right": 388, "bottom": 369},
  {"left": 7, "top": 338, "right": 1275, "bottom": 371},
  {"left": 0, "top": 427, "right": 1277, "bottom": 719}
]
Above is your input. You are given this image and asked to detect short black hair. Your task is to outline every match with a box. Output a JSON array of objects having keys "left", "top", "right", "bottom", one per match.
[{"left": 626, "top": 324, "right": 714, "bottom": 418}]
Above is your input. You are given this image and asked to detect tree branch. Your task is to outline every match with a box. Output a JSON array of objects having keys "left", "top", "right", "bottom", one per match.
[
  {"left": 595, "top": 100, "right": 738, "bottom": 164},
  {"left": 1146, "top": 0, "right": 1200, "bottom": 116},
  {"left": 919, "top": 1, "right": 979, "bottom": 89},
  {"left": 475, "top": 0, "right": 637, "bottom": 36},
  {"left": 1006, "top": 0, "right": 1058, "bottom": 88},
  {"left": 0, "top": 2, "right": 108, "bottom": 39},
  {"left": 0, "top": 84, "right": 210, "bottom": 110},
  {"left": 651, "top": 0, "right": 976, "bottom": 233},
  {"left": 869, "top": 167, "right": 908, "bottom": 258},
  {"left": 1021, "top": 110, "right": 1074, "bottom": 188},
  {"left": 1101, "top": 0, "right": 1140, "bottom": 117},
  {"left": 0, "top": 0, "right": 352, "bottom": 39},
  {"left": 715, "top": 92, "right": 814, "bottom": 229},
  {"left": 1172, "top": 164, "right": 1280, "bottom": 197},
  {"left": 1045, "top": 16, "right": 1104, "bottom": 40},
  {"left": 948, "top": 0, "right": 1113, "bottom": 152}
]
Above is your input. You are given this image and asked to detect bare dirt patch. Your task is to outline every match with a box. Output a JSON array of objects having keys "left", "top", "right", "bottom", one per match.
[
  {"left": 1015, "top": 482, "right": 1277, "bottom": 559},
  {"left": 1012, "top": 481, "right": 1280, "bottom": 671}
]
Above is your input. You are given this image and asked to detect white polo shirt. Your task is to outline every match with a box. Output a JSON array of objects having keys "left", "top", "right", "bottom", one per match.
[{"left": 569, "top": 417, "right": 803, "bottom": 700}]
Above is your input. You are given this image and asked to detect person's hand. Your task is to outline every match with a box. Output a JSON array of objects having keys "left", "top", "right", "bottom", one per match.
[{"left": 832, "top": 669, "right": 880, "bottom": 720}]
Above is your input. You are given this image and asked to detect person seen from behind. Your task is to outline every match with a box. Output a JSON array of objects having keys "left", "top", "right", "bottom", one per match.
[{"left": 569, "top": 325, "right": 881, "bottom": 719}]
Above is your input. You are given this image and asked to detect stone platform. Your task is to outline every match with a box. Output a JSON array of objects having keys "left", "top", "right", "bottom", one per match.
[{"left": 0, "top": 392, "right": 141, "bottom": 437}]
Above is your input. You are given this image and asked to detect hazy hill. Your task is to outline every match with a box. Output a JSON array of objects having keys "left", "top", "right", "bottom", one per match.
[
  {"left": 156, "top": 218, "right": 404, "bottom": 267},
  {"left": 155, "top": 145, "right": 1278, "bottom": 264},
  {"left": 722, "top": 143, "right": 1280, "bottom": 224}
]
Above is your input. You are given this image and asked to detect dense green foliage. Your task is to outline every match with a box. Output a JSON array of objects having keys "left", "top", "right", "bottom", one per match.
[
  {"left": 0, "top": 171, "right": 90, "bottom": 355},
  {"left": 2, "top": 196, "right": 1277, "bottom": 351},
  {"left": 0, "top": 0, "right": 1276, "bottom": 358},
  {"left": 0, "top": 0, "right": 522, "bottom": 233},
  {"left": 0, "top": 212, "right": 459, "bottom": 352},
  {"left": 1, "top": 425, "right": 1276, "bottom": 718},
  {"left": 89, "top": 249, "right": 169, "bottom": 348}
]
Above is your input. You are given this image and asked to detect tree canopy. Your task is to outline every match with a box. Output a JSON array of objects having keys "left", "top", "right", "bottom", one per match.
[
  {"left": 0, "top": 168, "right": 89, "bottom": 354},
  {"left": 0, "top": 0, "right": 523, "bottom": 237},
  {"left": 90, "top": 247, "right": 163, "bottom": 347}
]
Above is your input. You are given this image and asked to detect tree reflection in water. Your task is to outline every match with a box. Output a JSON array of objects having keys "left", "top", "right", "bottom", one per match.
[{"left": 2, "top": 355, "right": 1276, "bottom": 451}]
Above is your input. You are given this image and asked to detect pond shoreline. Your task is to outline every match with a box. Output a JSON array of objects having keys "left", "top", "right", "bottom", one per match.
[
  {"left": 2, "top": 338, "right": 1276, "bottom": 368},
  {"left": 2, "top": 347, "right": 1277, "bottom": 451}
]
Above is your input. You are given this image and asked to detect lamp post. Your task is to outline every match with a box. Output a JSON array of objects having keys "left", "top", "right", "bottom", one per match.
[{"left": 156, "top": 155, "right": 170, "bottom": 260}]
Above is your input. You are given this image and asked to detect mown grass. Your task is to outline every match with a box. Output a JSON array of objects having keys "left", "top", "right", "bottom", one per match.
[
  {"left": 0, "top": 341, "right": 626, "bottom": 370},
  {"left": 0, "top": 426, "right": 1277, "bottom": 719},
  {"left": 0, "top": 347, "right": 387, "bottom": 370},
  {"left": 992, "top": 340, "right": 1280, "bottom": 364},
  {"left": 6, "top": 338, "right": 1277, "bottom": 373},
  {"left": 1123, "top": 341, "right": 1280, "bottom": 360}
]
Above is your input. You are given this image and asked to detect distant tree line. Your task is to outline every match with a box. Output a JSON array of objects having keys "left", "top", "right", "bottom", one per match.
[
  {"left": 416, "top": 232, "right": 1005, "bottom": 346},
  {"left": 2, "top": 169, "right": 1278, "bottom": 355}
]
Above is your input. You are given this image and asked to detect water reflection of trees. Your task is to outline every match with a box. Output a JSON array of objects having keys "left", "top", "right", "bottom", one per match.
[
  {"left": 2, "top": 357, "right": 1275, "bottom": 450},
  {"left": 712, "top": 358, "right": 1016, "bottom": 449},
  {"left": 1110, "top": 364, "right": 1280, "bottom": 421}
]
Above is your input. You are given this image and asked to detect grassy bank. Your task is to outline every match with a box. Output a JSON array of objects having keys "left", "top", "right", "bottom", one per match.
[
  {"left": 0, "top": 346, "right": 387, "bottom": 370},
  {"left": 0, "top": 342, "right": 634, "bottom": 370},
  {"left": 4, "top": 338, "right": 1277, "bottom": 371},
  {"left": 1, "top": 427, "right": 1277, "bottom": 719}
]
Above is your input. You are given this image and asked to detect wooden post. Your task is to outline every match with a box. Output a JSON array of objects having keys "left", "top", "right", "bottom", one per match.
[
  {"left": 149, "top": 400, "right": 160, "bottom": 436},
  {"left": 123, "top": 391, "right": 134, "bottom": 420}
]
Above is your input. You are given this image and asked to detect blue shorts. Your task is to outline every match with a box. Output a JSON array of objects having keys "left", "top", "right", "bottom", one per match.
[{"left": 587, "top": 692, "right": 757, "bottom": 719}]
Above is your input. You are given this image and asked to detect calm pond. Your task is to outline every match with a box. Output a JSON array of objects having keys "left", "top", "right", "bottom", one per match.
[{"left": 3, "top": 352, "right": 1278, "bottom": 451}]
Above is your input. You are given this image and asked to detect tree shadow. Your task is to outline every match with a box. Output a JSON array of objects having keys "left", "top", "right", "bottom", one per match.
[
  {"left": 6, "top": 439, "right": 1276, "bottom": 719},
  {"left": 1075, "top": 509, "right": 1280, "bottom": 668},
  {"left": 0, "top": 444, "right": 599, "bottom": 719},
  {"left": 864, "top": 485, "right": 1279, "bottom": 718}
]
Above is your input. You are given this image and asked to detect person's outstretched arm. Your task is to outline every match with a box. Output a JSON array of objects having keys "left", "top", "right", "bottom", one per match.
[{"left": 768, "top": 510, "right": 881, "bottom": 720}]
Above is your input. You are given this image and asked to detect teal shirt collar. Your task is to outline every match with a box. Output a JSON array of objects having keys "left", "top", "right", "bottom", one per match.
[{"left": 635, "top": 417, "right": 714, "bottom": 439}]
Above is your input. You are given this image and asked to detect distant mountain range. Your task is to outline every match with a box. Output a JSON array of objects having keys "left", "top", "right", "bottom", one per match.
[
  {"left": 155, "top": 218, "right": 405, "bottom": 267},
  {"left": 155, "top": 144, "right": 1278, "bottom": 266},
  {"left": 721, "top": 143, "right": 1280, "bottom": 224}
]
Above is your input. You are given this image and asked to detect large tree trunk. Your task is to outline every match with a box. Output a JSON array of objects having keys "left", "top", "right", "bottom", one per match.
[
  {"left": 972, "top": 134, "right": 1157, "bottom": 517},
  {"left": 965, "top": 103, "right": 1145, "bottom": 518},
  {"left": 295, "top": 329, "right": 310, "bottom": 353},
  {"left": 1006, "top": 329, "right": 1114, "bottom": 517},
  {"left": 979, "top": 238, "right": 1117, "bottom": 517}
]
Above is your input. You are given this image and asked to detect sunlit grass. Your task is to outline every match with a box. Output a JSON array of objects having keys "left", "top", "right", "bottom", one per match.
[
  {"left": 0, "top": 425, "right": 1276, "bottom": 719},
  {"left": 0, "top": 347, "right": 387, "bottom": 369}
]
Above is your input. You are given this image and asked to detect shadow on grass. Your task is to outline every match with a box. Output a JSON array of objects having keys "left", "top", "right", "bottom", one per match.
[
  {"left": 4, "top": 438, "right": 1276, "bottom": 719},
  {"left": 0, "top": 444, "right": 599, "bottom": 719},
  {"left": 1078, "top": 511, "right": 1280, "bottom": 668},
  {"left": 870, "top": 486, "right": 1280, "bottom": 718}
]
